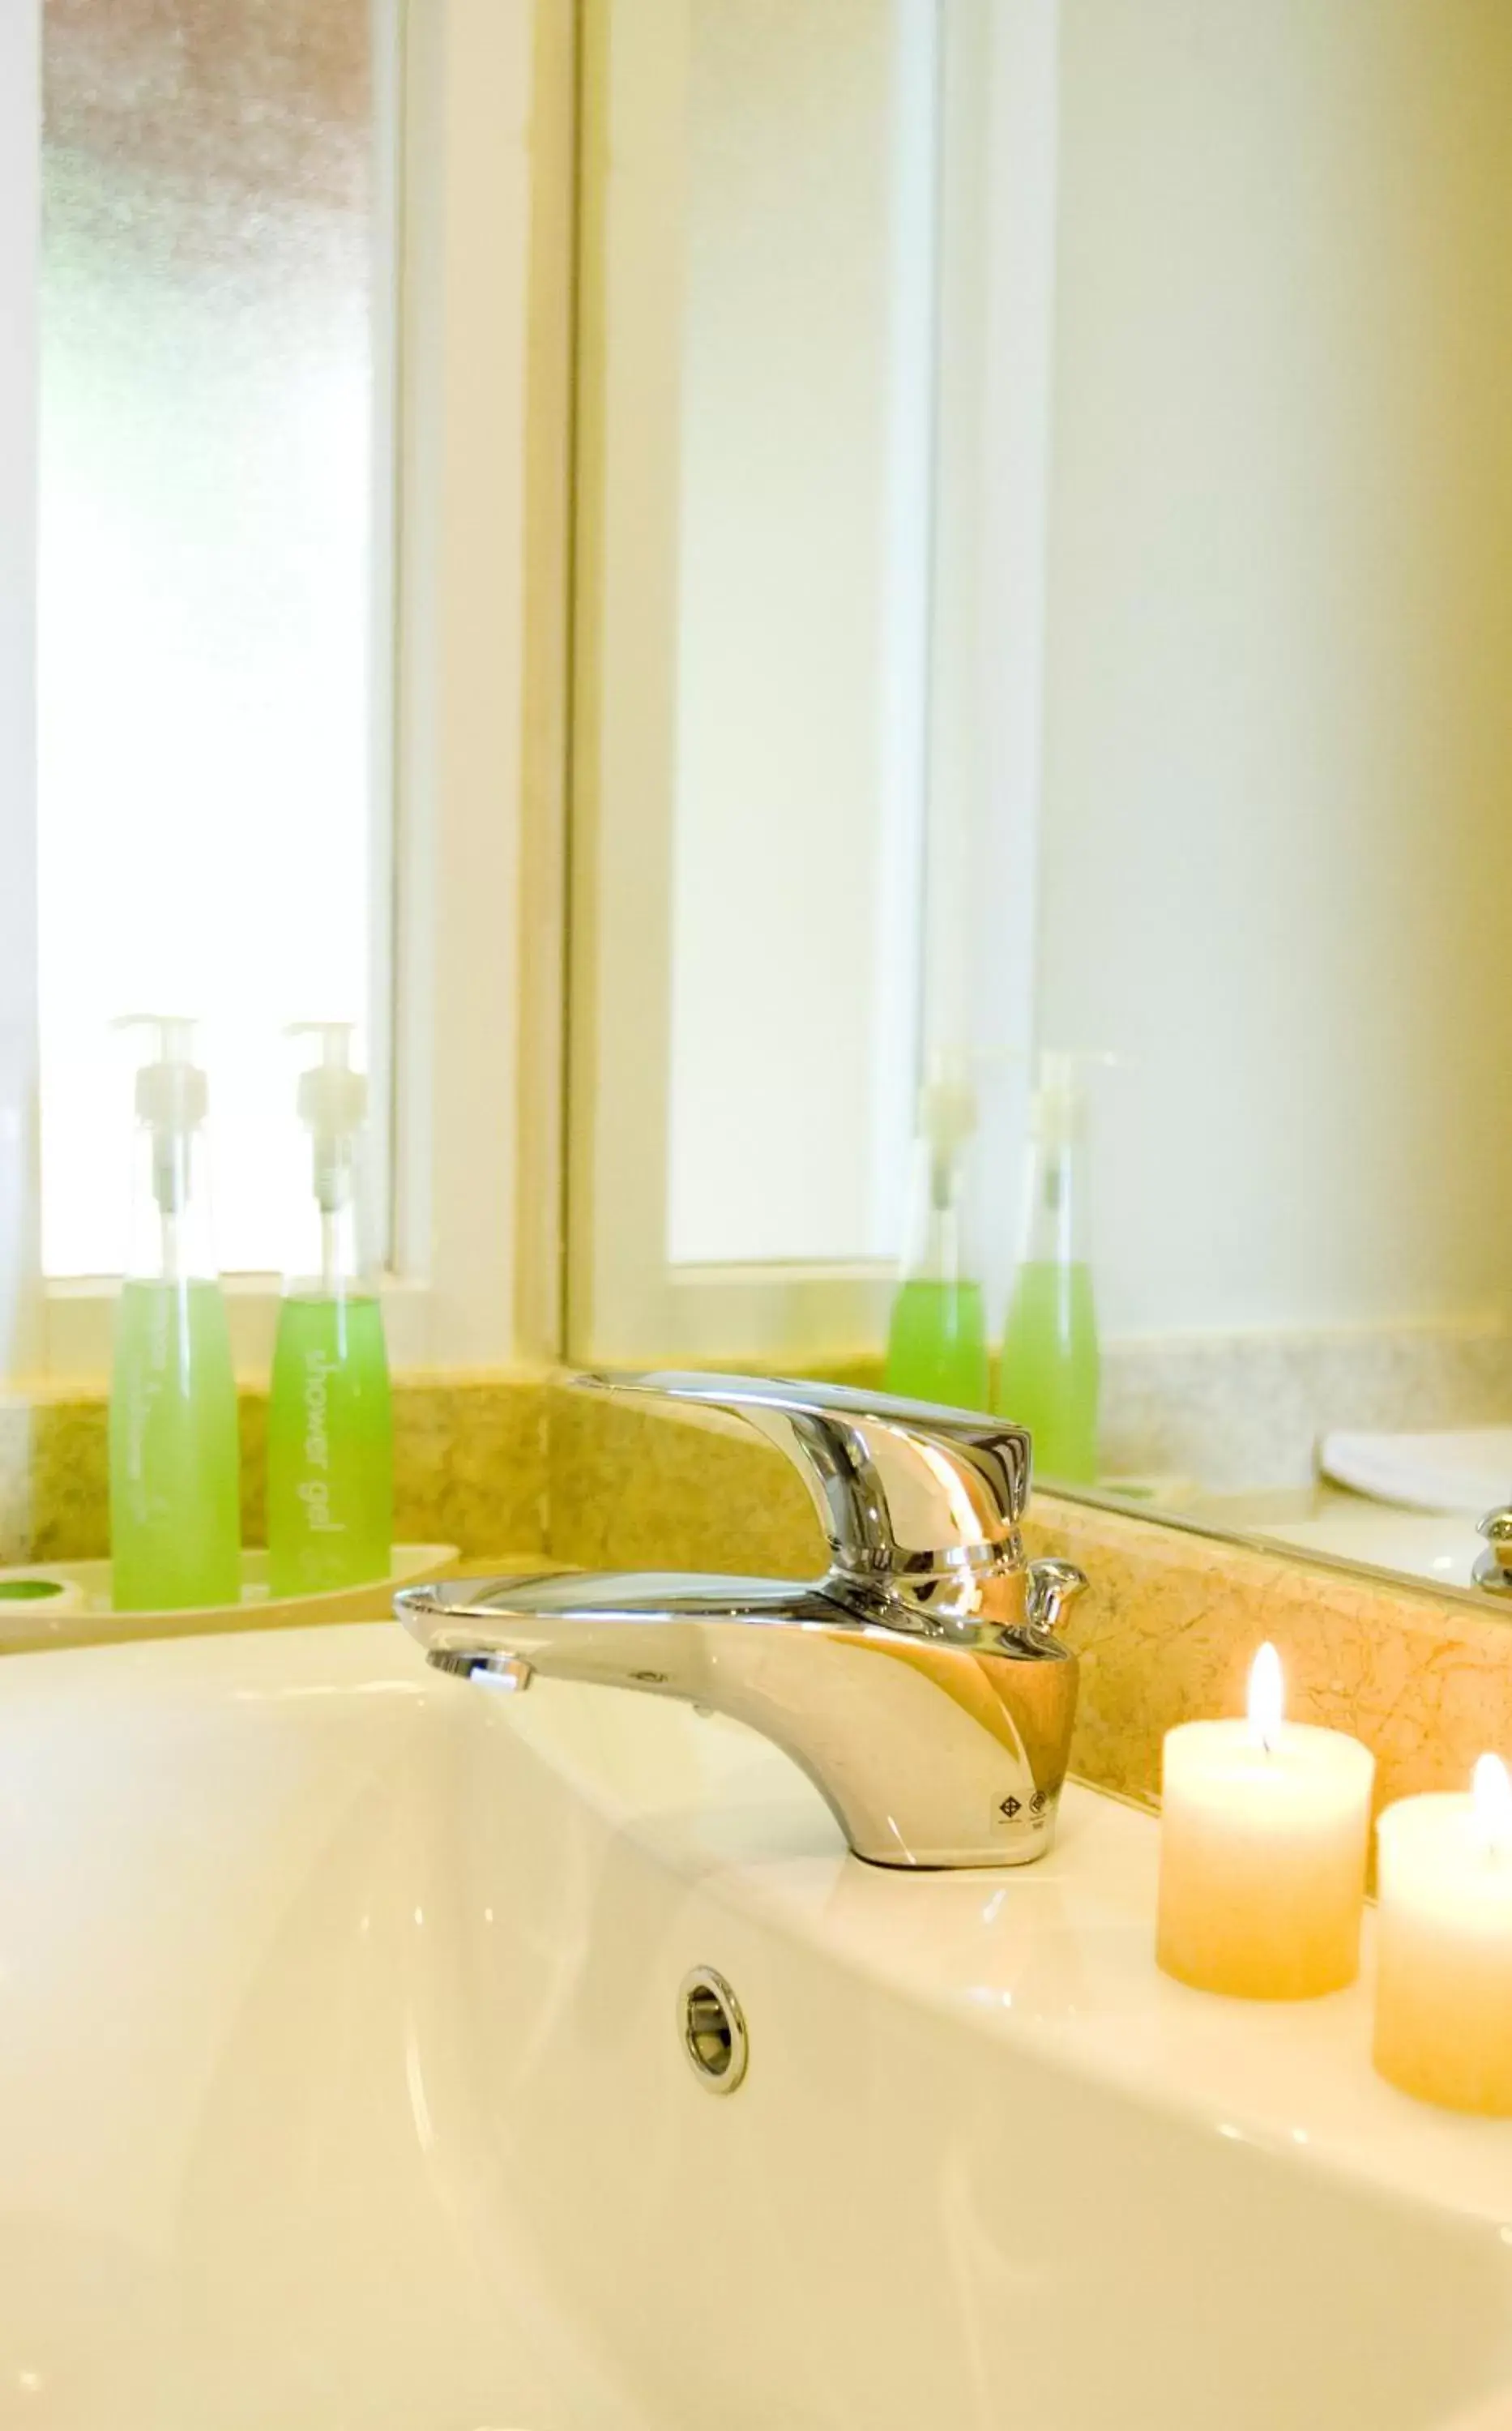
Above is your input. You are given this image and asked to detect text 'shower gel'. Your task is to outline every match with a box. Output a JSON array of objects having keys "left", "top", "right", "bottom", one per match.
[{"left": 267, "top": 1023, "right": 392, "bottom": 1596}]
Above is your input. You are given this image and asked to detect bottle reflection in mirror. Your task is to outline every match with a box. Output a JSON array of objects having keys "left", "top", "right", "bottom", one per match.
[
  {"left": 885, "top": 1054, "right": 989, "bottom": 1411},
  {"left": 995, "top": 1052, "right": 1109, "bottom": 1485}
]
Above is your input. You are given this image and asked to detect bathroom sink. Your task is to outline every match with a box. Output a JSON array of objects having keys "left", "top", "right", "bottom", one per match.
[{"left": 2, "top": 1623, "right": 1511, "bottom": 2429}]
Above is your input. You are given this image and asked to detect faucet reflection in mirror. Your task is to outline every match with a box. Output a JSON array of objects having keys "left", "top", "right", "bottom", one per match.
[
  {"left": 1474, "top": 1505, "right": 1512, "bottom": 1596},
  {"left": 399, "top": 1373, "right": 1087, "bottom": 1869}
]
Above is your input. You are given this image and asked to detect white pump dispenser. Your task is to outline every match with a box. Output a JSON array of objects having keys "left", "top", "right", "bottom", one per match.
[
  {"left": 1029, "top": 1049, "right": 1091, "bottom": 1162},
  {"left": 915, "top": 1054, "right": 978, "bottom": 1283},
  {"left": 113, "top": 1014, "right": 211, "bottom": 1257},
  {"left": 290, "top": 1020, "right": 366, "bottom": 1217},
  {"left": 286, "top": 1022, "right": 370, "bottom": 1295}
]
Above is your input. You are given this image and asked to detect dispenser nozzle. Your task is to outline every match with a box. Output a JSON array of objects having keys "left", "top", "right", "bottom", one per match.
[
  {"left": 916, "top": 1047, "right": 978, "bottom": 1211},
  {"left": 1031, "top": 1048, "right": 1117, "bottom": 1150},
  {"left": 112, "top": 1014, "right": 208, "bottom": 1217},
  {"left": 288, "top": 1022, "right": 367, "bottom": 1216}
]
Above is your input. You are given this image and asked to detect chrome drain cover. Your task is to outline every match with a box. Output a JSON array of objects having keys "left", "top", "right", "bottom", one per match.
[{"left": 679, "top": 1967, "right": 749, "bottom": 2094}]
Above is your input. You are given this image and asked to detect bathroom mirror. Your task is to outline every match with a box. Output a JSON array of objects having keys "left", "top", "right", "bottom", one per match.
[{"left": 568, "top": 0, "right": 1512, "bottom": 1601}]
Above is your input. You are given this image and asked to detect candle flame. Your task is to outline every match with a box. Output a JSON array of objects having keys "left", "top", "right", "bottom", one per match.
[
  {"left": 1247, "top": 1642, "right": 1283, "bottom": 1749},
  {"left": 1472, "top": 1753, "right": 1512, "bottom": 1853}
]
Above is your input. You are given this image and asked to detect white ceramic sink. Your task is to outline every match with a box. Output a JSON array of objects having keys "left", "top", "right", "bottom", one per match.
[{"left": 3, "top": 1621, "right": 1512, "bottom": 2429}]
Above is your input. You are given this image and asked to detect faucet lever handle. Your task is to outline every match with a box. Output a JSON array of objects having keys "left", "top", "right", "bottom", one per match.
[{"left": 571, "top": 1369, "right": 1033, "bottom": 1596}]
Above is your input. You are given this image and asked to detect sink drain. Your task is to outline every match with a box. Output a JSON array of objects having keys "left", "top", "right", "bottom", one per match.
[{"left": 679, "top": 1967, "right": 749, "bottom": 2095}]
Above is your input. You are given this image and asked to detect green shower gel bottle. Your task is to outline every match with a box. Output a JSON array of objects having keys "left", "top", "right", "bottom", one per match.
[
  {"left": 109, "top": 1017, "right": 241, "bottom": 1612},
  {"left": 996, "top": 1051, "right": 1102, "bottom": 1484},
  {"left": 267, "top": 1023, "right": 392, "bottom": 1597},
  {"left": 885, "top": 1056, "right": 990, "bottom": 1410}
]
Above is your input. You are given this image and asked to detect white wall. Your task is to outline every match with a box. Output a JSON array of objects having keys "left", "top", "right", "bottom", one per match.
[
  {"left": 1035, "top": 0, "right": 1512, "bottom": 1337},
  {"left": 665, "top": 0, "right": 933, "bottom": 1267}
]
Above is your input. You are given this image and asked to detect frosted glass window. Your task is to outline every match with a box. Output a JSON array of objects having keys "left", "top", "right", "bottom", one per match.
[{"left": 38, "top": 0, "right": 387, "bottom": 1275}]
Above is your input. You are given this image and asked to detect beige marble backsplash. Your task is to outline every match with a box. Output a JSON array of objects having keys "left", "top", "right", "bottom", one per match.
[
  {"left": 1, "top": 1373, "right": 548, "bottom": 1570},
  {"left": 6, "top": 1366, "right": 1512, "bottom": 1828},
  {"left": 546, "top": 1381, "right": 818, "bottom": 1579}
]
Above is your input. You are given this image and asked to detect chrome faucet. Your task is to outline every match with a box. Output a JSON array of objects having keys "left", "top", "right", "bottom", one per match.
[{"left": 397, "top": 1372, "right": 1088, "bottom": 1869}]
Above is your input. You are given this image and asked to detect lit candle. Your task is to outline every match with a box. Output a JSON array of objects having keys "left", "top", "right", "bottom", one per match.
[
  {"left": 1373, "top": 1754, "right": 1512, "bottom": 2114},
  {"left": 1157, "top": 1644, "right": 1375, "bottom": 1998}
]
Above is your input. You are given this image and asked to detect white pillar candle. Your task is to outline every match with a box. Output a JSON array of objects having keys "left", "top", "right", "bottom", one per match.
[
  {"left": 1373, "top": 1754, "right": 1512, "bottom": 2114},
  {"left": 1157, "top": 1644, "right": 1375, "bottom": 1999}
]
